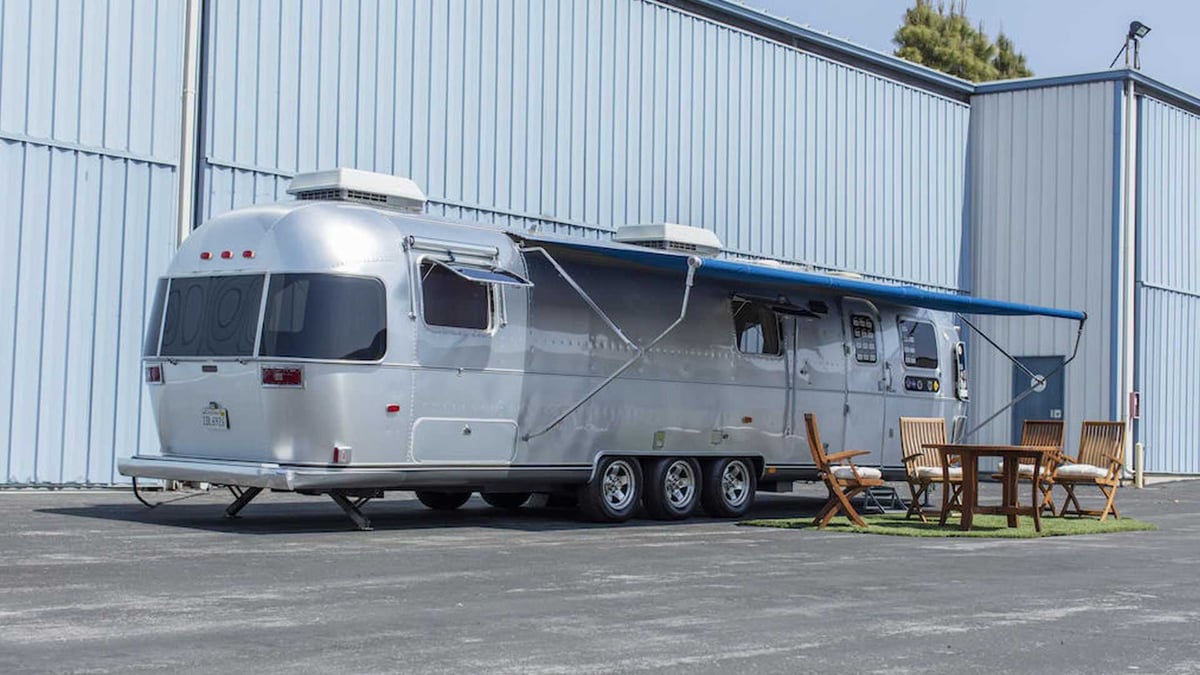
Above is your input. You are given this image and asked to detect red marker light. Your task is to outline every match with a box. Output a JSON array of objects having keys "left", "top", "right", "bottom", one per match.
[
  {"left": 261, "top": 367, "right": 303, "bottom": 387},
  {"left": 242, "top": 250, "right": 255, "bottom": 259},
  {"left": 386, "top": 404, "right": 401, "bottom": 413},
  {"left": 145, "top": 365, "right": 163, "bottom": 384},
  {"left": 220, "top": 250, "right": 233, "bottom": 259},
  {"left": 200, "top": 251, "right": 212, "bottom": 260}
]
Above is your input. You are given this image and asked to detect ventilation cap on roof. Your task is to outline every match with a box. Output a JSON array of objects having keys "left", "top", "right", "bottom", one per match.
[
  {"left": 613, "top": 223, "right": 723, "bottom": 256},
  {"left": 287, "top": 168, "right": 426, "bottom": 213}
]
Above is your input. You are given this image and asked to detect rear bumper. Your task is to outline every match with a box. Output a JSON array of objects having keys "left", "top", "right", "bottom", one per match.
[{"left": 117, "top": 455, "right": 589, "bottom": 491}]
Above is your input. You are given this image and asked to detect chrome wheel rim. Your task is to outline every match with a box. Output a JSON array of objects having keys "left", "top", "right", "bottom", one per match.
[
  {"left": 721, "top": 461, "right": 749, "bottom": 507},
  {"left": 602, "top": 459, "right": 637, "bottom": 511},
  {"left": 664, "top": 460, "right": 697, "bottom": 509}
]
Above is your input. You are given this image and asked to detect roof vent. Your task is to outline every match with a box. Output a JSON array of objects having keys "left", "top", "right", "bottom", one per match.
[
  {"left": 613, "top": 223, "right": 723, "bottom": 257},
  {"left": 287, "top": 168, "right": 426, "bottom": 213}
]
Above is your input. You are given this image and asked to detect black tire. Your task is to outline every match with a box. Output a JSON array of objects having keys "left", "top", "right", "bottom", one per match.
[
  {"left": 578, "top": 456, "right": 643, "bottom": 522},
  {"left": 643, "top": 457, "right": 702, "bottom": 520},
  {"left": 415, "top": 490, "right": 472, "bottom": 510},
  {"left": 700, "top": 457, "right": 757, "bottom": 518},
  {"left": 480, "top": 492, "right": 531, "bottom": 510}
]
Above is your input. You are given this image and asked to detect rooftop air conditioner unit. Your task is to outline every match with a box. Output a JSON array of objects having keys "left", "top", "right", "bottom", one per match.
[
  {"left": 613, "top": 223, "right": 723, "bottom": 257},
  {"left": 287, "top": 168, "right": 427, "bottom": 213}
]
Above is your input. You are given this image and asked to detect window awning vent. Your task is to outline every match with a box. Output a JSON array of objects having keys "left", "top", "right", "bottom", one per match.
[{"left": 429, "top": 260, "right": 532, "bottom": 287}]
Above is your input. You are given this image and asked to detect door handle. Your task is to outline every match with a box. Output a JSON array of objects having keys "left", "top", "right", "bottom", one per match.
[{"left": 881, "top": 362, "right": 894, "bottom": 392}]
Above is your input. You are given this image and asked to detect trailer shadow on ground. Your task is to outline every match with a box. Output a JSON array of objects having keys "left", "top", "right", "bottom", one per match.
[{"left": 35, "top": 489, "right": 841, "bottom": 535}]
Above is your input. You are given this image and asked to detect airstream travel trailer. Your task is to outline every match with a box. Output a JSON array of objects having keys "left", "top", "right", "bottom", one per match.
[{"left": 119, "top": 169, "right": 1086, "bottom": 529}]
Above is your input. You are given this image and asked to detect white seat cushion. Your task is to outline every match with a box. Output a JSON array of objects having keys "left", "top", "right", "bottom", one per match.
[
  {"left": 1055, "top": 463, "right": 1108, "bottom": 479},
  {"left": 831, "top": 465, "right": 882, "bottom": 480},
  {"left": 997, "top": 461, "right": 1045, "bottom": 477},
  {"left": 914, "top": 466, "right": 963, "bottom": 480}
]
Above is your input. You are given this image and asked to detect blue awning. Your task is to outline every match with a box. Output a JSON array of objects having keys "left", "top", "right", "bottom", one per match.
[{"left": 518, "top": 235, "right": 1086, "bottom": 322}]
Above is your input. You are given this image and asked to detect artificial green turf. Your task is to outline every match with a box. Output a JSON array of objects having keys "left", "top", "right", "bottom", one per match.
[{"left": 740, "top": 513, "right": 1156, "bottom": 538}]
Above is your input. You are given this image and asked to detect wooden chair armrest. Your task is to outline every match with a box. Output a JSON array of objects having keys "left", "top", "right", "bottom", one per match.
[
  {"left": 826, "top": 449, "right": 870, "bottom": 463},
  {"left": 900, "top": 453, "right": 925, "bottom": 463},
  {"left": 1061, "top": 453, "right": 1078, "bottom": 464},
  {"left": 1104, "top": 451, "right": 1125, "bottom": 468}
]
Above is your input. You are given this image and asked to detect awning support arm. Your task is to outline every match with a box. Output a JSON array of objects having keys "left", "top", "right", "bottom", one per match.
[
  {"left": 519, "top": 247, "right": 702, "bottom": 442},
  {"left": 956, "top": 314, "right": 1087, "bottom": 441},
  {"left": 519, "top": 247, "right": 639, "bottom": 350}
]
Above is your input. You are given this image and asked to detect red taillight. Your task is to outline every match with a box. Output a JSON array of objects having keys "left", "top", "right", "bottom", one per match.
[
  {"left": 386, "top": 404, "right": 401, "bottom": 413},
  {"left": 242, "top": 250, "right": 255, "bottom": 259},
  {"left": 220, "top": 250, "right": 233, "bottom": 259},
  {"left": 200, "top": 251, "right": 212, "bottom": 260},
  {"left": 145, "top": 365, "right": 163, "bottom": 384},
  {"left": 261, "top": 367, "right": 303, "bottom": 387}
]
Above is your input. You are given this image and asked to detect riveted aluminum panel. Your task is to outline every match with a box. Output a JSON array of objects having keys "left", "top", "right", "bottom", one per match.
[
  {"left": 967, "top": 82, "right": 1116, "bottom": 452},
  {"left": 198, "top": 0, "right": 968, "bottom": 291},
  {"left": 1136, "top": 97, "right": 1200, "bottom": 474}
]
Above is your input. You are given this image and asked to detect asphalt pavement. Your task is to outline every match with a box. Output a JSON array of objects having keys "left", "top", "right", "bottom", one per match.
[{"left": 1, "top": 480, "right": 1197, "bottom": 674}]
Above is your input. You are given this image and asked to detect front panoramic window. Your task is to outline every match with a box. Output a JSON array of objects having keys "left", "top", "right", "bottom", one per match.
[
  {"left": 898, "top": 318, "right": 939, "bottom": 369},
  {"left": 160, "top": 275, "right": 264, "bottom": 357},
  {"left": 420, "top": 261, "right": 492, "bottom": 330},
  {"left": 732, "top": 300, "right": 782, "bottom": 356},
  {"left": 260, "top": 274, "right": 387, "bottom": 361}
]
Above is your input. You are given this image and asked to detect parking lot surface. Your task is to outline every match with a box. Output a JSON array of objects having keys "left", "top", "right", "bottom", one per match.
[{"left": 1, "top": 480, "right": 1198, "bottom": 674}]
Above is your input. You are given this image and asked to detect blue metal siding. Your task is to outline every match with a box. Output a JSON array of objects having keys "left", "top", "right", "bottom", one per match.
[
  {"left": 0, "top": 0, "right": 182, "bottom": 485},
  {"left": 198, "top": 0, "right": 970, "bottom": 290},
  {"left": 1137, "top": 97, "right": 1200, "bottom": 473},
  {"left": 0, "top": 0, "right": 183, "bottom": 163},
  {"left": 967, "top": 83, "right": 1117, "bottom": 450}
]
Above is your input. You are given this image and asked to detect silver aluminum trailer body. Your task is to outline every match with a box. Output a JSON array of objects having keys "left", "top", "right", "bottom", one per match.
[{"left": 121, "top": 177, "right": 985, "bottom": 524}]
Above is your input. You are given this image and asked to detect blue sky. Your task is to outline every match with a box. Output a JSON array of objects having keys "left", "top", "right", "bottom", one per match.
[{"left": 746, "top": 1, "right": 1198, "bottom": 95}]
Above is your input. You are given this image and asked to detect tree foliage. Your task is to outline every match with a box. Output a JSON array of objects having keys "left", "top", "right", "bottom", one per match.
[{"left": 893, "top": 0, "right": 1033, "bottom": 82}]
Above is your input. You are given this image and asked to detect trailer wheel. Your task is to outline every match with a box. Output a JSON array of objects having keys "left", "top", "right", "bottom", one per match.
[
  {"left": 643, "top": 457, "right": 702, "bottom": 520},
  {"left": 480, "top": 492, "right": 531, "bottom": 510},
  {"left": 415, "top": 491, "right": 472, "bottom": 511},
  {"left": 700, "top": 457, "right": 757, "bottom": 518},
  {"left": 578, "top": 456, "right": 642, "bottom": 522}
]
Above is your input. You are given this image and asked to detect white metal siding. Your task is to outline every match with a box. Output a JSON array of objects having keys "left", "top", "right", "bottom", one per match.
[
  {"left": 967, "top": 82, "right": 1116, "bottom": 451},
  {"left": 197, "top": 0, "right": 970, "bottom": 290},
  {"left": 1137, "top": 97, "right": 1200, "bottom": 473},
  {"left": 0, "top": 0, "right": 182, "bottom": 485}
]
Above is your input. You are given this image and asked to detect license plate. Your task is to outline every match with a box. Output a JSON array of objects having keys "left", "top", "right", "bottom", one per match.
[{"left": 201, "top": 408, "right": 229, "bottom": 430}]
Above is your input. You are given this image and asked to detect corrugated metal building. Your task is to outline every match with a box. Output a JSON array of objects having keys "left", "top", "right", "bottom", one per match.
[
  {"left": 970, "top": 73, "right": 1200, "bottom": 474},
  {"left": 0, "top": 0, "right": 1196, "bottom": 485}
]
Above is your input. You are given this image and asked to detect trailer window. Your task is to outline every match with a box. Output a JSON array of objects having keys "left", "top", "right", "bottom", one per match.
[
  {"left": 143, "top": 278, "right": 168, "bottom": 356},
  {"left": 850, "top": 314, "right": 878, "bottom": 363},
  {"left": 260, "top": 274, "right": 386, "bottom": 361},
  {"left": 898, "top": 319, "right": 939, "bottom": 369},
  {"left": 733, "top": 300, "right": 782, "bottom": 356},
  {"left": 420, "top": 261, "right": 491, "bottom": 330},
  {"left": 160, "top": 275, "right": 264, "bottom": 357}
]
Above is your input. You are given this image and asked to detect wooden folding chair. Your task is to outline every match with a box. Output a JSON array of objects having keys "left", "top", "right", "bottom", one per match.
[
  {"left": 1021, "top": 420, "right": 1065, "bottom": 514},
  {"left": 804, "top": 413, "right": 885, "bottom": 528},
  {"left": 899, "top": 417, "right": 962, "bottom": 523},
  {"left": 1056, "top": 421, "right": 1126, "bottom": 521},
  {"left": 994, "top": 420, "right": 1066, "bottom": 513}
]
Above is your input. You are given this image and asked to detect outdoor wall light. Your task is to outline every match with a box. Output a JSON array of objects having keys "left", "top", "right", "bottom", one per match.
[{"left": 1109, "top": 20, "right": 1152, "bottom": 70}]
